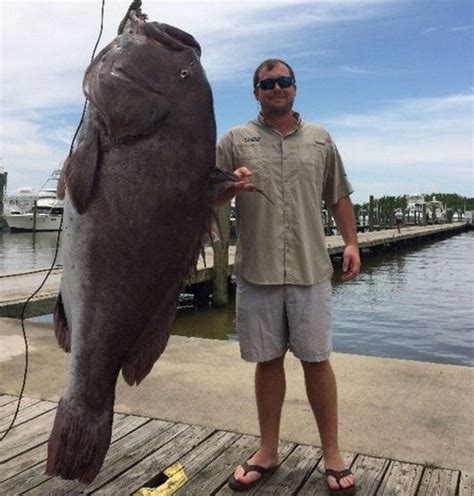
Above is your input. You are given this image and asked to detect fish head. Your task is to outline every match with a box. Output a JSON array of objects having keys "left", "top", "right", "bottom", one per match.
[{"left": 83, "top": 13, "right": 214, "bottom": 141}]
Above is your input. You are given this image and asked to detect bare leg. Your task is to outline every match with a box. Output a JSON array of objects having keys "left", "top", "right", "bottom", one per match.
[
  {"left": 302, "top": 359, "right": 355, "bottom": 491},
  {"left": 233, "top": 354, "right": 286, "bottom": 484}
]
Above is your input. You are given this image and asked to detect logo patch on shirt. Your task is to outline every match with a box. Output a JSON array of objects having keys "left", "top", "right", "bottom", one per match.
[{"left": 243, "top": 136, "right": 261, "bottom": 143}]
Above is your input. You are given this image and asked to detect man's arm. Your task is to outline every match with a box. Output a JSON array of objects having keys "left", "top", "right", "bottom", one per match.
[{"left": 331, "top": 195, "right": 361, "bottom": 282}]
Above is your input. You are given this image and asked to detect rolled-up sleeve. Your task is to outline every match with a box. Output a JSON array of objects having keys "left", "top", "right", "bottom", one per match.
[{"left": 322, "top": 137, "right": 354, "bottom": 206}]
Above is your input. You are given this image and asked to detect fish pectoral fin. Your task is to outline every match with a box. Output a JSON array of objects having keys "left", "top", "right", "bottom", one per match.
[
  {"left": 64, "top": 127, "right": 101, "bottom": 214},
  {"left": 121, "top": 298, "right": 177, "bottom": 386}
]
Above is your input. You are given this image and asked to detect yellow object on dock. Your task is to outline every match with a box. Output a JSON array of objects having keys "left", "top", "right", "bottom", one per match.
[{"left": 133, "top": 462, "right": 188, "bottom": 496}]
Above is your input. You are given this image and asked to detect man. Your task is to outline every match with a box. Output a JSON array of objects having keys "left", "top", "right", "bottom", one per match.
[
  {"left": 216, "top": 59, "right": 360, "bottom": 494},
  {"left": 395, "top": 209, "right": 403, "bottom": 233}
]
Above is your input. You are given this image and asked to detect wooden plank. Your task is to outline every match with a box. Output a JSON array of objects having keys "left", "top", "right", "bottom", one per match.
[
  {"left": 24, "top": 418, "right": 174, "bottom": 495},
  {"left": 0, "top": 443, "right": 46, "bottom": 484},
  {"left": 459, "top": 472, "right": 473, "bottom": 496},
  {"left": 0, "top": 394, "right": 18, "bottom": 407},
  {"left": 94, "top": 424, "right": 214, "bottom": 495},
  {"left": 216, "top": 440, "right": 296, "bottom": 495},
  {"left": 247, "top": 444, "right": 322, "bottom": 495},
  {"left": 0, "top": 293, "right": 58, "bottom": 318},
  {"left": 0, "top": 414, "right": 127, "bottom": 485},
  {"left": 0, "top": 397, "right": 39, "bottom": 419},
  {"left": 137, "top": 430, "right": 239, "bottom": 495},
  {"left": 297, "top": 451, "right": 356, "bottom": 496},
  {"left": 175, "top": 433, "right": 260, "bottom": 495},
  {"left": 107, "top": 415, "right": 150, "bottom": 444},
  {"left": 0, "top": 400, "right": 57, "bottom": 432},
  {"left": 417, "top": 467, "right": 459, "bottom": 496},
  {"left": 0, "top": 414, "right": 134, "bottom": 494},
  {"left": 376, "top": 460, "right": 423, "bottom": 495},
  {"left": 0, "top": 409, "right": 57, "bottom": 463},
  {"left": 349, "top": 455, "right": 390, "bottom": 495}
]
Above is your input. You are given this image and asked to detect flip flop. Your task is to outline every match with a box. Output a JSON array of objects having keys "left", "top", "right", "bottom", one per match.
[
  {"left": 228, "top": 461, "right": 278, "bottom": 491},
  {"left": 325, "top": 468, "right": 356, "bottom": 495}
]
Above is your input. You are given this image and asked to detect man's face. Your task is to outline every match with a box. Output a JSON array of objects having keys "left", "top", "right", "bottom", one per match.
[{"left": 254, "top": 62, "right": 296, "bottom": 116}]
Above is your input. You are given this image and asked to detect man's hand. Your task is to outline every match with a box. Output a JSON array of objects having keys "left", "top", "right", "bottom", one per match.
[
  {"left": 331, "top": 195, "right": 361, "bottom": 282},
  {"left": 341, "top": 244, "right": 360, "bottom": 282},
  {"left": 215, "top": 167, "right": 256, "bottom": 205}
]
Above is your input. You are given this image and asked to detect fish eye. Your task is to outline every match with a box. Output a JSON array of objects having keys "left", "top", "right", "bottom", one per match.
[{"left": 180, "top": 69, "right": 190, "bottom": 79}]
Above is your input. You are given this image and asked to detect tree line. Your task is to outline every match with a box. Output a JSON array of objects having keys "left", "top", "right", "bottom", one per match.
[{"left": 354, "top": 193, "right": 473, "bottom": 213}]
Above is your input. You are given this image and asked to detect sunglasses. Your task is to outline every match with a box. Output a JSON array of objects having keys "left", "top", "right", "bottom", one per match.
[{"left": 256, "top": 76, "right": 295, "bottom": 91}]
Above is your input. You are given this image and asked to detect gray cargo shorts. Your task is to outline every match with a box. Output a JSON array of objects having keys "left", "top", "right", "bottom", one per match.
[{"left": 236, "top": 276, "right": 333, "bottom": 363}]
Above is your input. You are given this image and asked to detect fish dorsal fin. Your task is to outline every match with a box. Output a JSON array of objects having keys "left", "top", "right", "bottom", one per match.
[{"left": 62, "top": 127, "right": 101, "bottom": 214}]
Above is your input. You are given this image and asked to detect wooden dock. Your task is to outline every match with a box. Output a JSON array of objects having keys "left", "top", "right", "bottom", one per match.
[
  {"left": 0, "top": 222, "right": 469, "bottom": 318},
  {"left": 0, "top": 246, "right": 237, "bottom": 319},
  {"left": 0, "top": 394, "right": 471, "bottom": 495}
]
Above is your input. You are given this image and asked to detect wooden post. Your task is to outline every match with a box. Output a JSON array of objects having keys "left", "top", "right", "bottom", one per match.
[
  {"left": 375, "top": 199, "right": 380, "bottom": 230},
  {"left": 381, "top": 198, "right": 384, "bottom": 228},
  {"left": 422, "top": 204, "right": 427, "bottom": 226},
  {"left": 32, "top": 200, "right": 38, "bottom": 233},
  {"left": 369, "top": 195, "right": 374, "bottom": 232},
  {"left": 327, "top": 206, "right": 333, "bottom": 236},
  {"left": 212, "top": 203, "right": 230, "bottom": 307},
  {"left": 0, "top": 170, "right": 6, "bottom": 229}
]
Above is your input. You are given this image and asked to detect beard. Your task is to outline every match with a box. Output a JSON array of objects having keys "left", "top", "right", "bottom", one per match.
[{"left": 260, "top": 94, "right": 295, "bottom": 116}]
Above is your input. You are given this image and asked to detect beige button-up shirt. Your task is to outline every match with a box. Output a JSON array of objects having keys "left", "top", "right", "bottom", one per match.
[{"left": 216, "top": 113, "right": 353, "bottom": 285}]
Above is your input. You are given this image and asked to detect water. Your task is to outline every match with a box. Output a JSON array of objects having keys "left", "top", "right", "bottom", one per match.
[
  {"left": 0, "top": 231, "right": 62, "bottom": 273},
  {"left": 1, "top": 230, "right": 472, "bottom": 366}
]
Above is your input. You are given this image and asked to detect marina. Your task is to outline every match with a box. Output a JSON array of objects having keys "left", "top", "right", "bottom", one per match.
[
  {"left": 0, "top": 221, "right": 470, "bottom": 319},
  {"left": 0, "top": 224, "right": 472, "bottom": 493}
]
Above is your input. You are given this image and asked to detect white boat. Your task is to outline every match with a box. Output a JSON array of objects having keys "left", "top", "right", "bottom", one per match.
[
  {"left": 4, "top": 170, "right": 63, "bottom": 232},
  {"left": 406, "top": 193, "right": 446, "bottom": 224},
  {"left": 425, "top": 196, "right": 446, "bottom": 224}
]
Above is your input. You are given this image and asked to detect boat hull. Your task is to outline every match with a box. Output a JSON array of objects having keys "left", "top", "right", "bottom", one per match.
[{"left": 4, "top": 213, "right": 62, "bottom": 232}]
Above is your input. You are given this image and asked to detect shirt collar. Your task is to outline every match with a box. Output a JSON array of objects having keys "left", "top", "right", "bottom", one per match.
[{"left": 256, "top": 111, "right": 302, "bottom": 135}]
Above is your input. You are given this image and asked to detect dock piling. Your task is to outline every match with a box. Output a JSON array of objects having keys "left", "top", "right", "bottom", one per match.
[{"left": 212, "top": 203, "right": 230, "bottom": 307}]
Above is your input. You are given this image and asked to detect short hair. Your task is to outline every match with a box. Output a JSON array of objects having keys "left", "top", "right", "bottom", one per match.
[{"left": 253, "top": 59, "right": 296, "bottom": 89}]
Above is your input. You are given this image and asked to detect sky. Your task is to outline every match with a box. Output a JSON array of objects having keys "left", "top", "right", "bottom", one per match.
[{"left": 0, "top": 0, "right": 472, "bottom": 204}]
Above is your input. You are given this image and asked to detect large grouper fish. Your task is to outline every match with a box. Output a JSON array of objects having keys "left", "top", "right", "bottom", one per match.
[{"left": 46, "top": 1, "right": 238, "bottom": 484}]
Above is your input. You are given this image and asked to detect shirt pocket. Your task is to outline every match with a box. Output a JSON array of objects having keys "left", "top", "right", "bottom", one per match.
[
  {"left": 288, "top": 143, "right": 326, "bottom": 184},
  {"left": 233, "top": 144, "right": 269, "bottom": 184}
]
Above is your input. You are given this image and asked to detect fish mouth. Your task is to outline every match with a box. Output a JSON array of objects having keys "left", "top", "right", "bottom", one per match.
[
  {"left": 144, "top": 22, "right": 201, "bottom": 57},
  {"left": 111, "top": 66, "right": 162, "bottom": 96}
]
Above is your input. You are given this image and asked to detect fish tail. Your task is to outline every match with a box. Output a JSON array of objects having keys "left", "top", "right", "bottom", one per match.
[{"left": 46, "top": 397, "right": 113, "bottom": 484}]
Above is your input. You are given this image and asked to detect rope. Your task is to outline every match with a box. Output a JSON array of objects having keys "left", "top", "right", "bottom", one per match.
[{"left": 1, "top": 0, "right": 107, "bottom": 442}]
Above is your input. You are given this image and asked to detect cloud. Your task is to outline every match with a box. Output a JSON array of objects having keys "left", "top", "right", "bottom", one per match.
[
  {"left": 1, "top": 0, "right": 395, "bottom": 191},
  {"left": 421, "top": 26, "right": 438, "bottom": 35},
  {"left": 337, "top": 65, "right": 403, "bottom": 76},
  {"left": 322, "top": 93, "right": 474, "bottom": 201},
  {"left": 450, "top": 25, "right": 471, "bottom": 32}
]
